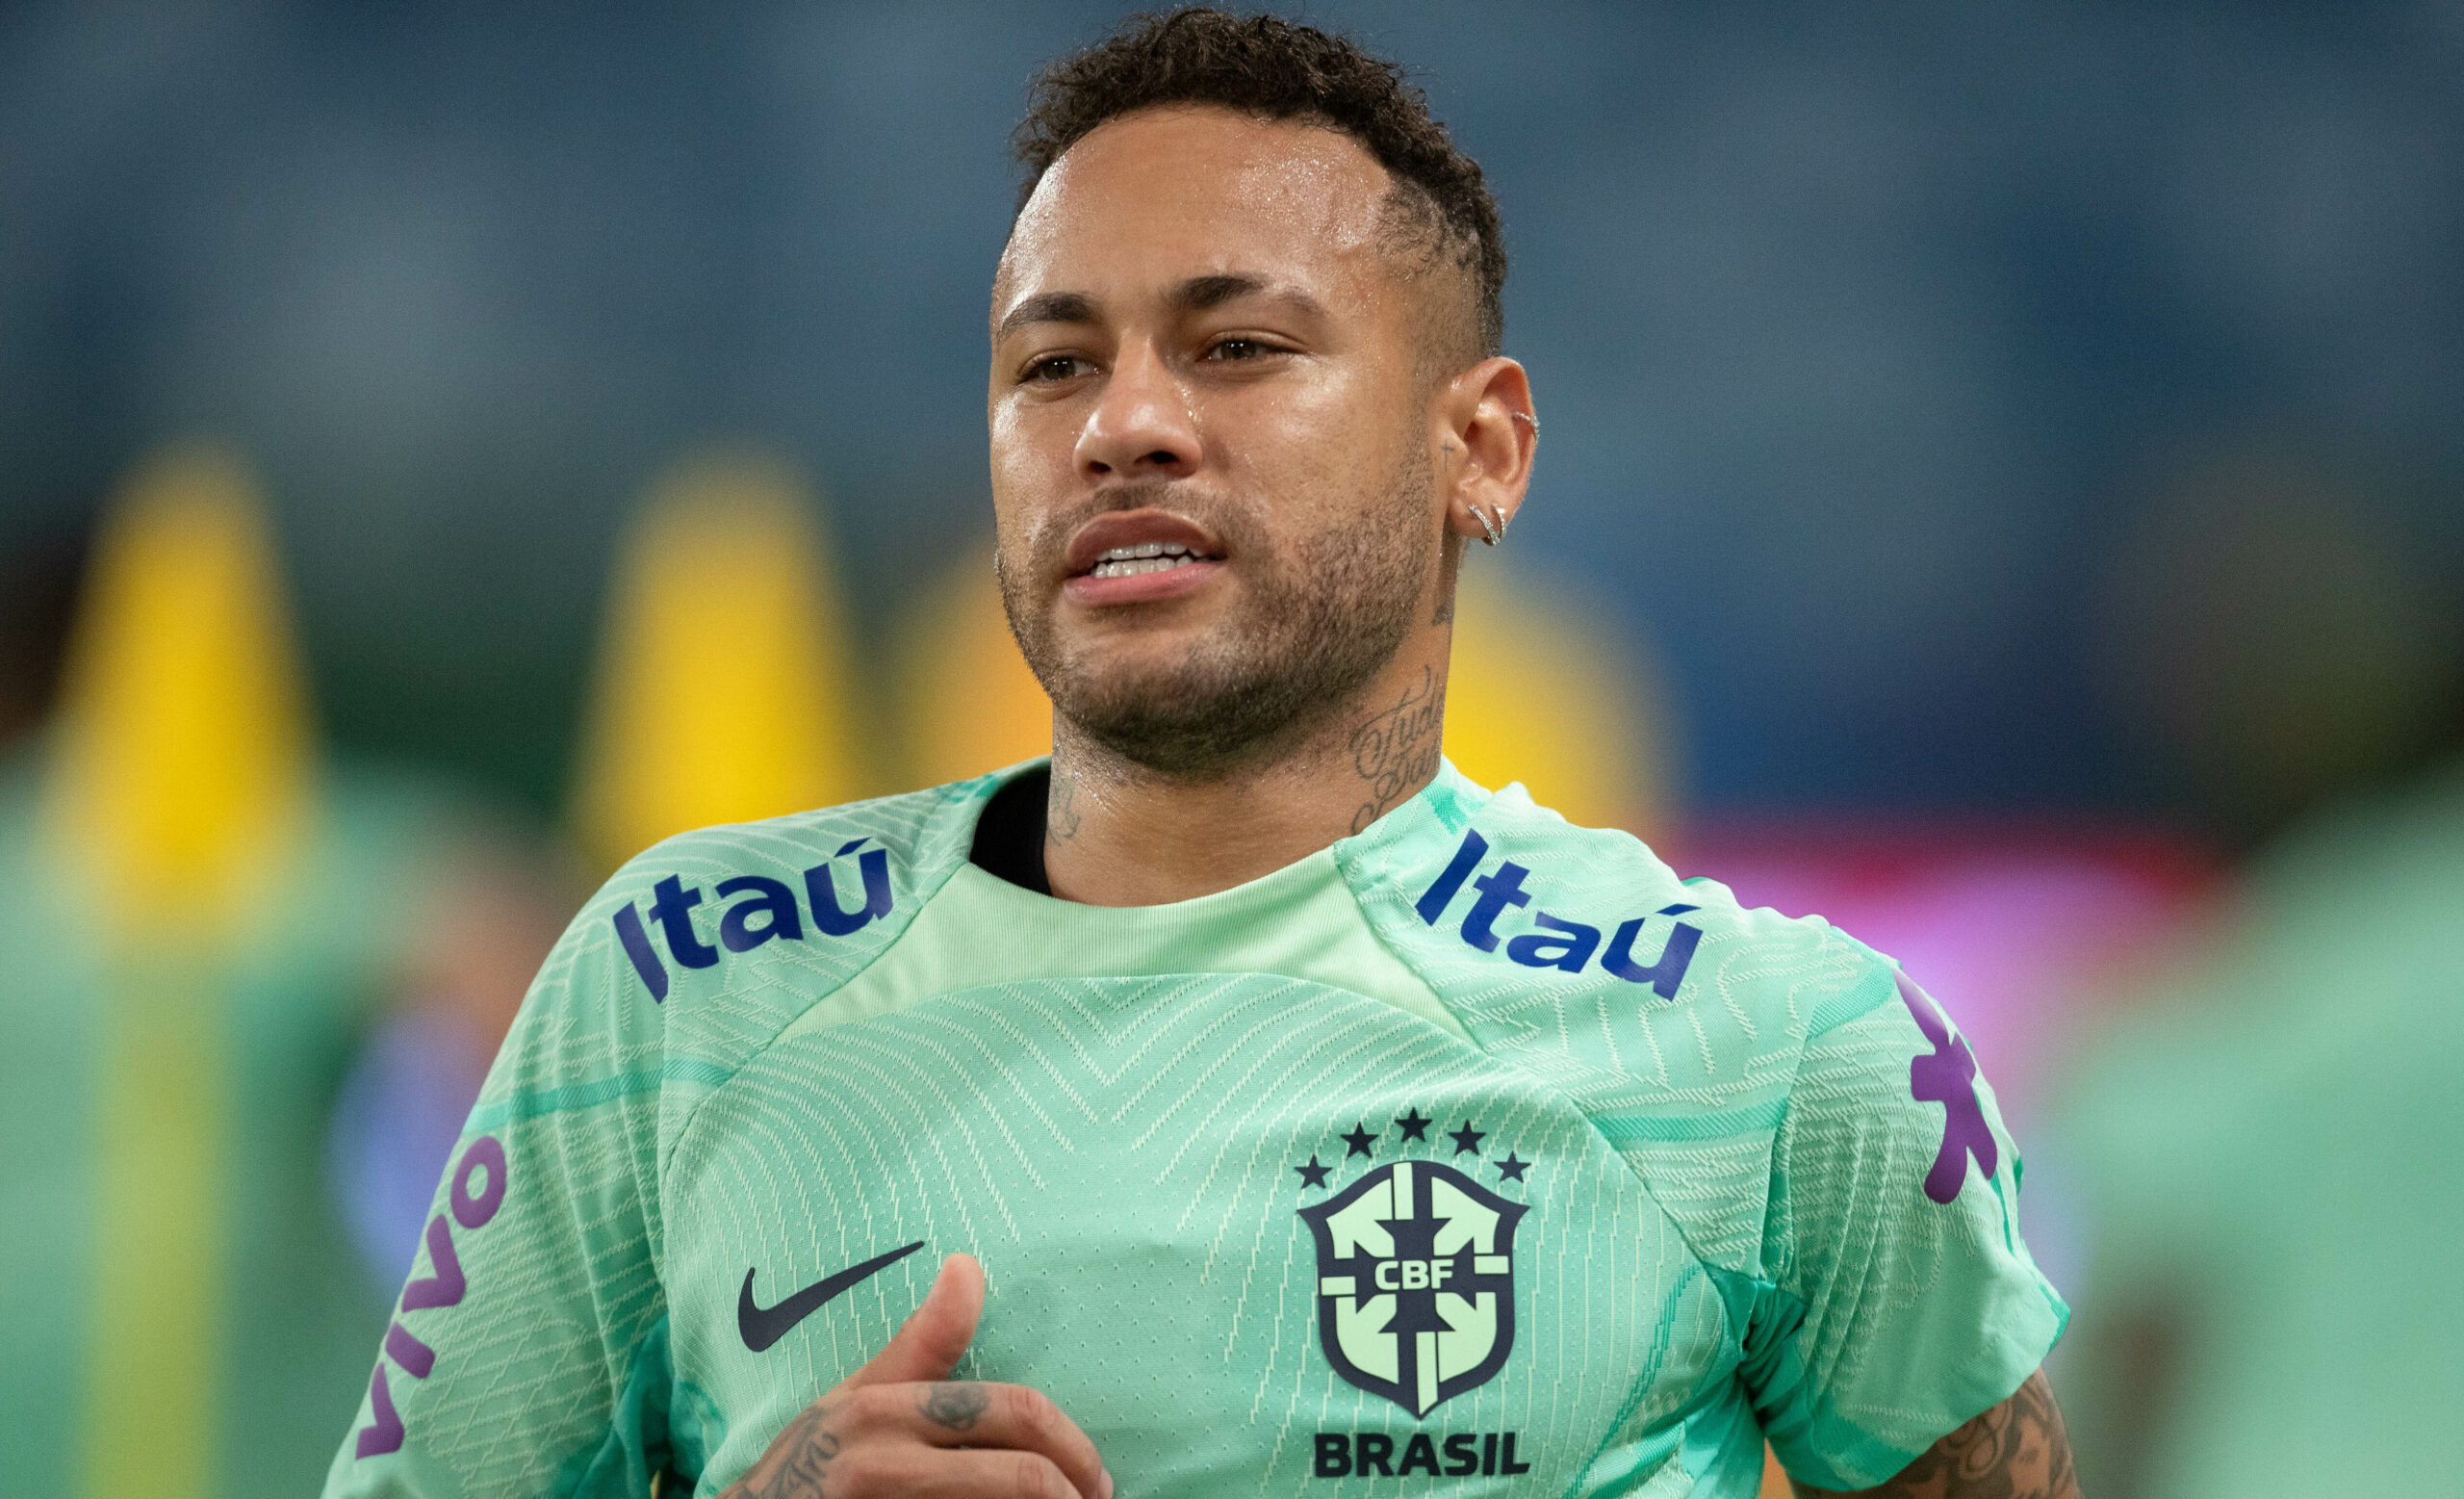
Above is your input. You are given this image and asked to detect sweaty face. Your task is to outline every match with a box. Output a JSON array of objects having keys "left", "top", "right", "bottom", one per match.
[{"left": 988, "top": 107, "right": 1444, "bottom": 776}]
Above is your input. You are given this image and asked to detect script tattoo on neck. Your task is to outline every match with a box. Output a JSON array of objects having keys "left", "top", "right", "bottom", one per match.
[
  {"left": 1047, "top": 769, "right": 1083, "bottom": 841},
  {"left": 919, "top": 1382, "right": 991, "bottom": 1431},
  {"left": 1347, "top": 665, "right": 1445, "bottom": 834},
  {"left": 722, "top": 1398, "right": 843, "bottom": 1499}
]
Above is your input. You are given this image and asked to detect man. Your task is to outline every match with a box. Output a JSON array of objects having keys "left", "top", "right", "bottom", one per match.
[{"left": 324, "top": 12, "right": 2073, "bottom": 1497}]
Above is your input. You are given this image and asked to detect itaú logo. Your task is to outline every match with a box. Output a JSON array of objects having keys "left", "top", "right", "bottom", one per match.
[
  {"left": 609, "top": 837, "right": 893, "bottom": 1001},
  {"left": 1412, "top": 828, "right": 1705, "bottom": 1000},
  {"left": 1297, "top": 1159, "right": 1527, "bottom": 1418}
]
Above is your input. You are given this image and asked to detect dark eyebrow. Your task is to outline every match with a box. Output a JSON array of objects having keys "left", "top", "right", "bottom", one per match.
[
  {"left": 993, "top": 291, "right": 1098, "bottom": 344},
  {"left": 1174, "top": 273, "right": 1266, "bottom": 310},
  {"left": 993, "top": 276, "right": 1327, "bottom": 344},
  {"left": 1172, "top": 273, "right": 1324, "bottom": 321}
]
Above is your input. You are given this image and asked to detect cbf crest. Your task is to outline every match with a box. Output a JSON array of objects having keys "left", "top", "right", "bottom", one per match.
[{"left": 1298, "top": 1138, "right": 1528, "bottom": 1417}]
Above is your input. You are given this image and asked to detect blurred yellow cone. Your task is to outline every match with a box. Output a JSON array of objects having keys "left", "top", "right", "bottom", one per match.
[
  {"left": 43, "top": 441, "right": 315, "bottom": 1499},
  {"left": 46, "top": 441, "right": 311, "bottom": 931},
  {"left": 571, "top": 450, "right": 866, "bottom": 871},
  {"left": 1443, "top": 561, "right": 1673, "bottom": 843},
  {"left": 894, "top": 543, "right": 1052, "bottom": 789}
]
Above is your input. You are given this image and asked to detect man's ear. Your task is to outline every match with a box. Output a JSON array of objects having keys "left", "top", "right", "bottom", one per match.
[{"left": 1437, "top": 357, "right": 1537, "bottom": 545}]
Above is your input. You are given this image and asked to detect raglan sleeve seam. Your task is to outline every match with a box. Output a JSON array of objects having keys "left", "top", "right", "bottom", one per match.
[{"left": 652, "top": 832, "right": 980, "bottom": 1186}]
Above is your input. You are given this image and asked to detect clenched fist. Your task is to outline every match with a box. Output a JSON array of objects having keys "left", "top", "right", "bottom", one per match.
[{"left": 719, "top": 1254, "right": 1111, "bottom": 1499}]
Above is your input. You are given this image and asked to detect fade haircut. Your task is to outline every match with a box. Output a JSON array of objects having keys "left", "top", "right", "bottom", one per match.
[{"left": 1012, "top": 8, "right": 1507, "bottom": 368}]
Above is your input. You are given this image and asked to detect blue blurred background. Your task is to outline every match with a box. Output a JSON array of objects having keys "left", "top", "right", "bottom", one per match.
[
  {"left": 3, "top": 4, "right": 2460, "bottom": 1497},
  {"left": 9, "top": 0, "right": 2459, "bottom": 821}
]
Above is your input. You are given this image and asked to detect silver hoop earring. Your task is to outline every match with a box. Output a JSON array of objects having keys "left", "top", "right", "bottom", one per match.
[
  {"left": 1472, "top": 504, "right": 1504, "bottom": 547},
  {"left": 1510, "top": 411, "right": 1540, "bottom": 434}
]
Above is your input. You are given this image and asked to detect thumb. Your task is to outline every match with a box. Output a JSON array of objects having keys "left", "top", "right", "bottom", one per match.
[{"left": 843, "top": 1253, "right": 983, "bottom": 1388}]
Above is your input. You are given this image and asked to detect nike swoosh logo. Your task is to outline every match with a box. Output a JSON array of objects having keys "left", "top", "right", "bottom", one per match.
[{"left": 738, "top": 1240, "right": 927, "bottom": 1353}]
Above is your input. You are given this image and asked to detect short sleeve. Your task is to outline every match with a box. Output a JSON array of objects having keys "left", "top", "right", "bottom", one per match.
[
  {"left": 321, "top": 898, "right": 680, "bottom": 1499},
  {"left": 1744, "top": 967, "right": 2068, "bottom": 1490}
]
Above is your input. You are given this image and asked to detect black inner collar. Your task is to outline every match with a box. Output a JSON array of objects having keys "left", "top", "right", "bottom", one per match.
[{"left": 967, "top": 764, "right": 1052, "bottom": 895}]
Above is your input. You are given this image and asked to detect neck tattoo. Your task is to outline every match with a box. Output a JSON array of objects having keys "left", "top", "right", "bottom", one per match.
[{"left": 1345, "top": 664, "right": 1445, "bottom": 834}]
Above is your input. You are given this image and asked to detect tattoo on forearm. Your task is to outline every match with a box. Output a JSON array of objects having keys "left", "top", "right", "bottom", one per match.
[
  {"left": 919, "top": 1381, "right": 991, "bottom": 1431},
  {"left": 1794, "top": 1371, "right": 2077, "bottom": 1499},
  {"left": 1347, "top": 665, "right": 1445, "bottom": 833},
  {"left": 726, "top": 1399, "right": 844, "bottom": 1499}
]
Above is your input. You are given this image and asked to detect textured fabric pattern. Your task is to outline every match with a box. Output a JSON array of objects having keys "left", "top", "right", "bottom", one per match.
[
  {"left": 322, "top": 762, "right": 2060, "bottom": 1499},
  {"left": 1755, "top": 1000, "right": 2058, "bottom": 1486},
  {"left": 321, "top": 779, "right": 989, "bottom": 1499},
  {"left": 1335, "top": 771, "right": 2065, "bottom": 1488},
  {"left": 666, "top": 973, "right": 1725, "bottom": 1494}
]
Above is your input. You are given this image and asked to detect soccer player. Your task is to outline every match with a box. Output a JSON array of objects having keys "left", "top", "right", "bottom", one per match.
[{"left": 324, "top": 12, "right": 2074, "bottom": 1498}]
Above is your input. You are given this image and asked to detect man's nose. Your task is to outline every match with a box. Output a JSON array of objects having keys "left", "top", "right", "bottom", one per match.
[{"left": 1075, "top": 344, "right": 1199, "bottom": 480}]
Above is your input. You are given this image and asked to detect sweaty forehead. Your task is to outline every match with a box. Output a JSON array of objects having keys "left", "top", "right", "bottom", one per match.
[{"left": 994, "top": 106, "right": 1399, "bottom": 323}]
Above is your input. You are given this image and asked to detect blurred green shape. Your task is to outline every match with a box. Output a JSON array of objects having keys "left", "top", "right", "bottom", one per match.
[
  {"left": 0, "top": 445, "right": 502, "bottom": 1497},
  {"left": 2057, "top": 760, "right": 2464, "bottom": 1498}
]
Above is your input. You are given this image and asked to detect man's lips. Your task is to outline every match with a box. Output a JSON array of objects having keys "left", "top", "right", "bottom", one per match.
[
  {"left": 1063, "top": 508, "right": 1225, "bottom": 576},
  {"left": 1059, "top": 507, "right": 1229, "bottom": 607}
]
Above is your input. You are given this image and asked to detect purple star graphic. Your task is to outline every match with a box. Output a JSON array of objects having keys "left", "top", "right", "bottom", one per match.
[{"left": 1898, "top": 973, "right": 1997, "bottom": 1204}]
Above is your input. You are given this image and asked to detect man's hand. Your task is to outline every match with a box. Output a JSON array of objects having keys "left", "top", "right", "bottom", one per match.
[
  {"left": 1791, "top": 1368, "right": 2078, "bottom": 1498},
  {"left": 719, "top": 1253, "right": 1111, "bottom": 1499}
]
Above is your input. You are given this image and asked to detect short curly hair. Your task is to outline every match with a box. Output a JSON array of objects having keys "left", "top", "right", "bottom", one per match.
[{"left": 1012, "top": 8, "right": 1506, "bottom": 362}]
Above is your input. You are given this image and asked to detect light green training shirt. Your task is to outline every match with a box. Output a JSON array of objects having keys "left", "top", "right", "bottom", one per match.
[{"left": 321, "top": 761, "right": 2063, "bottom": 1498}]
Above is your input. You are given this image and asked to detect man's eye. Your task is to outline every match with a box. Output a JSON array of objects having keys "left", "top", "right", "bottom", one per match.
[
  {"left": 1205, "top": 338, "right": 1270, "bottom": 361},
  {"left": 1025, "top": 355, "right": 1090, "bottom": 382}
]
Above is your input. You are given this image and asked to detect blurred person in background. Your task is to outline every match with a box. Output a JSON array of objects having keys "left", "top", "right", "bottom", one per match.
[
  {"left": 2056, "top": 454, "right": 2464, "bottom": 1497},
  {"left": 0, "top": 448, "right": 575, "bottom": 1499}
]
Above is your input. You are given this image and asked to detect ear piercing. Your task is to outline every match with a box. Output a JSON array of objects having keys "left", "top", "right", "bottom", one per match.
[{"left": 1465, "top": 414, "right": 1531, "bottom": 546}]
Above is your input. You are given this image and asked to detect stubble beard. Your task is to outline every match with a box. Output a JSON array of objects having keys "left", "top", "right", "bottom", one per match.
[{"left": 997, "top": 454, "right": 1435, "bottom": 780}]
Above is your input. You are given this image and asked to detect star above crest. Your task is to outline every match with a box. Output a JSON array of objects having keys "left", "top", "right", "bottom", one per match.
[
  {"left": 1295, "top": 1154, "right": 1332, "bottom": 1189},
  {"left": 1394, "top": 1107, "right": 1433, "bottom": 1142},
  {"left": 1448, "top": 1121, "right": 1486, "bottom": 1156},
  {"left": 1340, "top": 1123, "right": 1380, "bottom": 1158},
  {"left": 1494, "top": 1151, "right": 1529, "bottom": 1182}
]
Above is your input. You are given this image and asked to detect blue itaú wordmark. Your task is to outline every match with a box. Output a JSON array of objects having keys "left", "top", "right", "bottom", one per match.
[
  {"left": 1413, "top": 829, "right": 1703, "bottom": 1000},
  {"left": 609, "top": 837, "right": 894, "bottom": 1001}
]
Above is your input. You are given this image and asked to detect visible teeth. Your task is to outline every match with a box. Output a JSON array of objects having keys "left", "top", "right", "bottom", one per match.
[
  {"left": 1088, "top": 540, "right": 1213, "bottom": 579},
  {"left": 1090, "top": 552, "right": 1208, "bottom": 579}
]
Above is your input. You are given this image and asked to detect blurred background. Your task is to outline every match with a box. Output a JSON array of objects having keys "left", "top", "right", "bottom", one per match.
[{"left": 2, "top": 3, "right": 2459, "bottom": 1496}]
